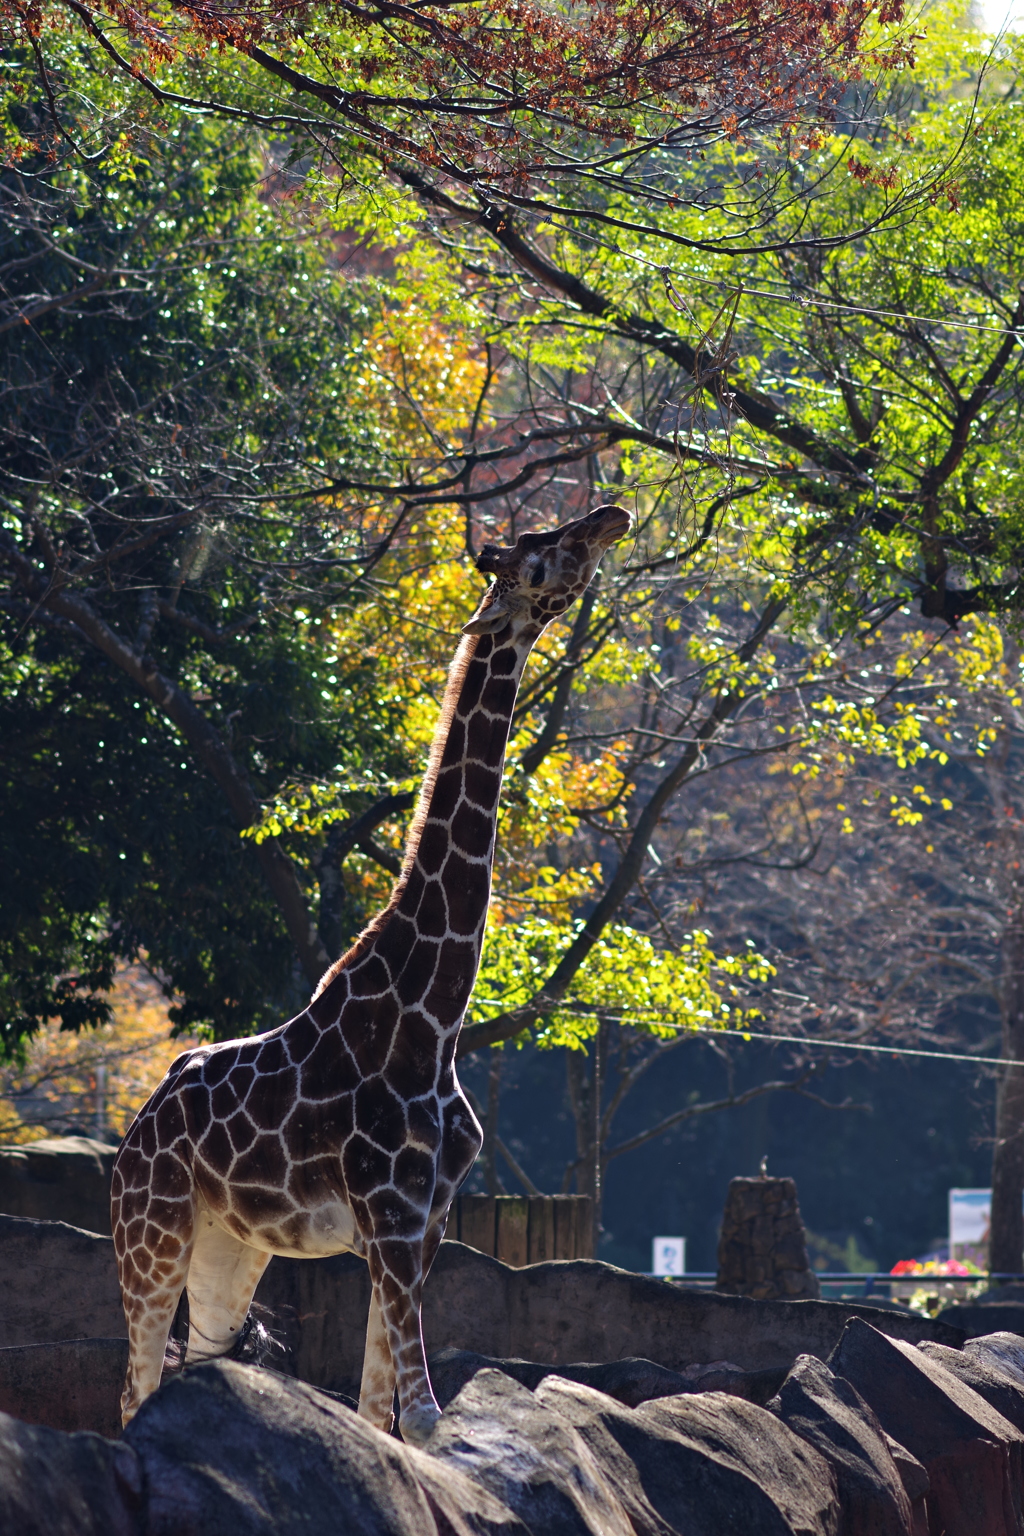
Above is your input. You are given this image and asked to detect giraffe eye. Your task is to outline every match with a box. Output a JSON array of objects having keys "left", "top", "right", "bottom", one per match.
[{"left": 530, "top": 561, "right": 546, "bottom": 587}]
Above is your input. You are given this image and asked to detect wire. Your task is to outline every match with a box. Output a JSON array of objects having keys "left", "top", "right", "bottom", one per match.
[
  {"left": 685, "top": 1023, "right": 1019, "bottom": 1068},
  {"left": 472, "top": 1001, "right": 1020, "bottom": 1068}
]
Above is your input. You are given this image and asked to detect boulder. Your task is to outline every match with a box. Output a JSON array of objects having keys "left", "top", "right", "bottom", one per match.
[
  {"left": 568, "top": 1357, "right": 692, "bottom": 1407},
  {"left": 0, "top": 1338, "right": 127, "bottom": 1437},
  {"left": 917, "top": 1340, "right": 1024, "bottom": 1435},
  {"left": 125, "top": 1359, "right": 526, "bottom": 1536},
  {"left": 429, "top": 1347, "right": 691, "bottom": 1410},
  {"left": 259, "top": 1240, "right": 963, "bottom": 1391},
  {"left": 0, "top": 1409, "right": 141, "bottom": 1536},
  {"left": 829, "top": 1316, "right": 1024, "bottom": 1536},
  {"left": 964, "top": 1332, "right": 1024, "bottom": 1388},
  {"left": 537, "top": 1373, "right": 839, "bottom": 1536},
  {"left": 676, "top": 1359, "right": 788, "bottom": 1406},
  {"left": 427, "top": 1368, "right": 636, "bottom": 1536},
  {"left": 882, "top": 1437, "right": 930, "bottom": 1536},
  {"left": 428, "top": 1349, "right": 808, "bottom": 1415},
  {"left": 765, "top": 1352, "right": 913, "bottom": 1536},
  {"left": 0, "top": 1214, "right": 125, "bottom": 1347},
  {"left": 838, "top": 1295, "right": 911, "bottom": 1314},
  {"left": 883, "top": 1434, "right": 930, "bottom": 1504},
  {"left": 430, "top": 1348, "right": 551, "bottom": 1405},
  {"left": 640, "top": 1392, "right": 839, "bottom": 1535},
  {"left": 716, "top": 1176, "right": 820, "bottom": 1301},
  {"left": 0, "top": 1137, "right": 115, "bottom": 1234}
]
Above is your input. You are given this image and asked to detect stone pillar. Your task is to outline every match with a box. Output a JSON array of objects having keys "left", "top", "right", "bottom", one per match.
[{"left": 716, "top": 1175, "right": 820, "bottom": 1300}]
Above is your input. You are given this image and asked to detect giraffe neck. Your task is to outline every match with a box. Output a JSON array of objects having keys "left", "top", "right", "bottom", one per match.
[
  {"left": 311, "top": 620, "right": 537, "bottom": 1022},
  {"left": 399, "top": 625, "right": 532, "bottom": 883},
  {"left": 389, "top": 623, "right": 534, "bottom": 963}
]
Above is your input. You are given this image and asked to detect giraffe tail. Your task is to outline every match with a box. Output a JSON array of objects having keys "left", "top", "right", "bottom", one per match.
[
  {"left": 161, "top": 1300, "right": 282, "bottom": 1376},
  {"left": 163, "top": 1334, "right": 187, "bottom": 1374},
  {"left": 226, "top": 1306, "right": 280, "bottom": 1367},
  {"left": 162, "top": 1290, "right": 190, "bottom": 1376}
]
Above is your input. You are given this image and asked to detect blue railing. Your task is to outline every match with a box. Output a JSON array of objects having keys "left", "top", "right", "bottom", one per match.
[{"left": 653, "top": 1271, "right": 1024, "bottom": 1293}]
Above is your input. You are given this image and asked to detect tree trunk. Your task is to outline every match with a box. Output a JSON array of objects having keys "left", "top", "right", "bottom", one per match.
[
  {"left": 990, "top": 904, "right": 1024, "bottom": 1276},
  {"left": 592, "top": 1022, "right": 604, "bottom": 1256},
  {"left": 564, "top": 1027, "right": 606, "bottom": 1247},
  {"left": 483, "top": 1050, "right": 506, "bottom": 1197}
]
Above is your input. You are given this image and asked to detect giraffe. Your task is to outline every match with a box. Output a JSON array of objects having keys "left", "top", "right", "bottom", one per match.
[{"left": 110, "top": 502, "right": 631, "bottom": 1443}]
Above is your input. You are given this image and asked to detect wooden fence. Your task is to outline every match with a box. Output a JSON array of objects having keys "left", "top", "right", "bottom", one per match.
[{"left": 451, "top": 1194, "right": 593, "bottom": 1267}]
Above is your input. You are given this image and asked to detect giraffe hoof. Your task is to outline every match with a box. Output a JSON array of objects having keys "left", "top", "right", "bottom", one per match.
[{"left": 398, "top": 1402, "right": 441, "bottom": 1446}]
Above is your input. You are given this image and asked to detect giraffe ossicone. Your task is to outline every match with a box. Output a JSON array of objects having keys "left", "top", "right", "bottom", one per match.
[{"left": 111, "top": 502, "right": 631, "bottom": 1443}]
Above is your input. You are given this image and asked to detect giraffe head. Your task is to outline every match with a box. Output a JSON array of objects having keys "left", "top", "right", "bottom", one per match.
[{"left": 463, "top": 503, "right": 631, "bottom": 637}]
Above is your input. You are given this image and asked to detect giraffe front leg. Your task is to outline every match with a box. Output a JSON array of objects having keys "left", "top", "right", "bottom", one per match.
[{"left": 363, "top": 1239, "right": 440, "bottom": 1446}]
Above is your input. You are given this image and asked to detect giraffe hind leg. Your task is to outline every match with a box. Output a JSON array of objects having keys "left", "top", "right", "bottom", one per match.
[
  {"left": 118, "top": 1239, "right": 194, "bottom": 1427},
  {"left": 184, "top": 1213, "right": 272, "bottom": 1365},
  {"left": 358, "top": 1281, "right": 398, "bottom": 1434}
]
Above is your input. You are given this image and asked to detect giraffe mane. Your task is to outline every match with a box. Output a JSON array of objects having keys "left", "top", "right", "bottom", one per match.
[{"left": 312, "top": 631, "right": 480, "bottom": 996}]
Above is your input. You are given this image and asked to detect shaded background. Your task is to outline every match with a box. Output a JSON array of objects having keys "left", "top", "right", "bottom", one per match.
[{"left": 459, "top": 1039, "right": 992, "bottom": 1273}]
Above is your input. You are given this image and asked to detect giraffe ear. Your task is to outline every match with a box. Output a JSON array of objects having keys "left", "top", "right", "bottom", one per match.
[{"left": 462, "top": 593, "right": 511, "bottom": 636}]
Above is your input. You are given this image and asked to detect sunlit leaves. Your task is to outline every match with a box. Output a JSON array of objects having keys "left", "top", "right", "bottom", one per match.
[{"left": 472, "top": 918, "right": 773, "bottom": 1049}]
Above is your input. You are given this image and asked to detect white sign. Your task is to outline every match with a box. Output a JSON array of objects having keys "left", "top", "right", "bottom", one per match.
[
  {"left": 950, "top": 1189, "right": 992, "bottom": 1247},
  {"left": 652, "top": 1236, "right": 686, "bottom": 1277}
]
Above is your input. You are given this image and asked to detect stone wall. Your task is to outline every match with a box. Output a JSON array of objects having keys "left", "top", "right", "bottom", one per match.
[
  {"left": 0, "top": 1138, "right": 115, "bottom": 1235},
  {"left": 0, "top": 1214, "right": 961, "bottom": 1410}
]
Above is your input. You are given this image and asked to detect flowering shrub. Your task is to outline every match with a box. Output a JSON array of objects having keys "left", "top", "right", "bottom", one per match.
[
  {"left": 889, "top": 1259, "right": 977, "bottom": 1278},
  {"left": 889, "top": 1258, "right": 985, "bottom": 1313}
]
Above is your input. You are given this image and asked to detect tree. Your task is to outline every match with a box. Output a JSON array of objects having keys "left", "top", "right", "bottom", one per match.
[
  {"left": 0, "top": 87, "right": 491, "bottom": 1044},
  {"left": 2, "top": 0, "right": 915, "bottom": 234},
  {"left": 696, "top": 617, "right": 1024, "bottom": 1275},
  {"left": 430, "top": 19, "right": 1024, "bottom": 1226},
  {"left": 0, "top": 965, "right": 197, "bottom": 1142},
  {"left": 7, "top": 10, "right": 1023, "bottom": 1247}
]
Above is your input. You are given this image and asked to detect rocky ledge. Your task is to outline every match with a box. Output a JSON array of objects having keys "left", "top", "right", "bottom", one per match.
[{"left": 5, "top": 1318, "right": 1024, "bottom": 1536}]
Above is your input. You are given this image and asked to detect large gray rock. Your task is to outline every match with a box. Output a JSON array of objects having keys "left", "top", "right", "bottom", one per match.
[
  {"left": 0, "top": 1409, "right": 141, "bottom": 1536},
  {"left": 964, "top": 1332, "right": 1024, "bottom": 1387},
  {"left": 765, "top": 1353, "right": 913, "bottom": 1536},
  {"left": 414, "top": 1245, "right": 959, "bottom": 1380},
  {"left": 429, "top": 1347, "right": 786, "bottom": 1412},
  {"left": 256, "top": 1241, "right": 962, "bottom": 1393},
  {"left": 0, "top": 1339, "right": 127, "bottom": 1437},
  {"left": 0, "top": 1137, "right": 115, "bottom": 1234},
  {"left": 427, "top": 1368, "right": 635, "bottom": 1536},
  {"left": 830, "top": 1317, "right": 1024, "bottom": 1536},
  {"left": 918, "top": 1339, "right": 1024, "bottom": 1436},
  {"left": 883, "top": 1436, "right": 930, "bottom": 1536},
  {"left": 125, "top": 1359, "right": 526, "bottom": 1536},
  {"left": 0, "top": 1215, "right": 125, "bottom": 1346},
  {"left": 428, "top": 1347, "right": 691, "bottom": 1410},
  {"left": 536, "top": 1373, "right": 839, "bottom": 1536}
]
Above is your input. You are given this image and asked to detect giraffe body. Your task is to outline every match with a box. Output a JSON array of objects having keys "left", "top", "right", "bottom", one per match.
[{"left": 111, "top": 504, "right": 630, "bottom": 1442}]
